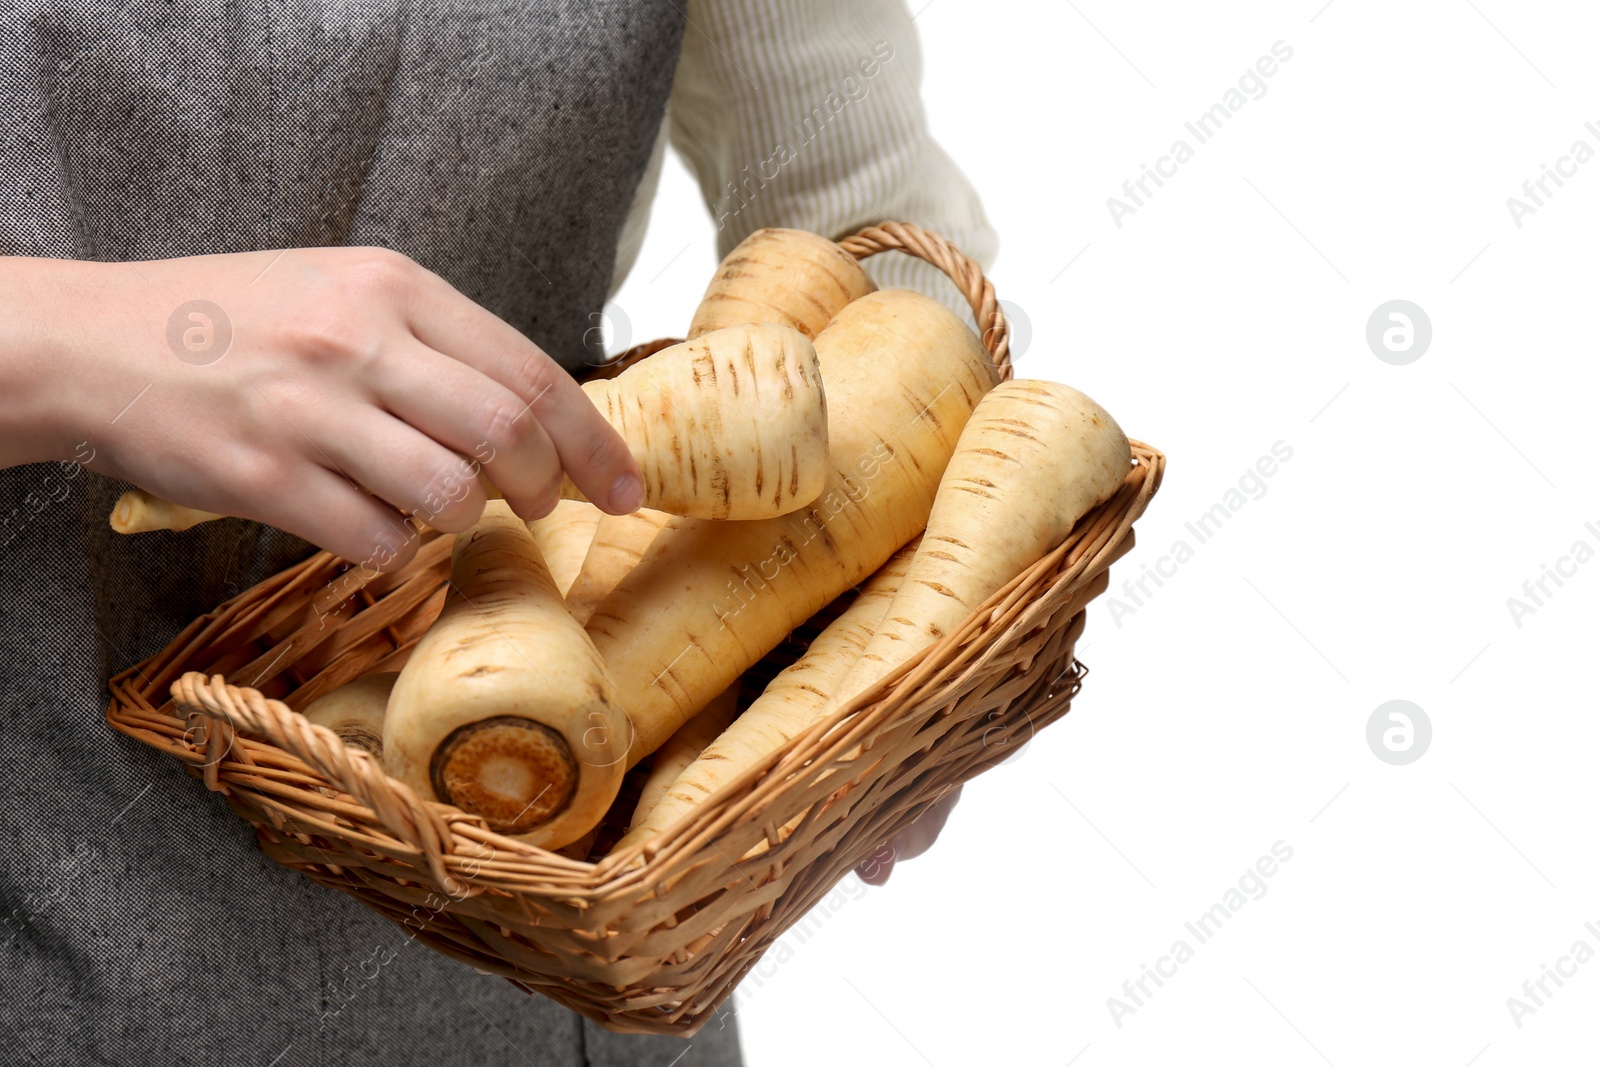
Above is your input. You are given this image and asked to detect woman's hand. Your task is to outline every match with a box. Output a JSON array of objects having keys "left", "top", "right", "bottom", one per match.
[
  {"left": 0, "top": 248, "right": 643, "bottom": 570},
  {"left": 855, "top": 784, "right": 962, "bottom": 887}
]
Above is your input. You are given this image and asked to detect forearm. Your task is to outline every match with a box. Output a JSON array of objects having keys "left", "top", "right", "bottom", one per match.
[{"left": 0, "top": 256, "right": 103, "bottom": 468}]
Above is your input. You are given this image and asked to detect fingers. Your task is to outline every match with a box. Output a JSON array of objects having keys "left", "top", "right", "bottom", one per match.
[
  {"left": 306, "top": 398, "right": 493, "bottom": 533},
  {"left": 513, "top": 368, "right": 644, "bottom": 515},
  {"left": 857, "top": 843, "right": 897, "bottom": 887},
  {"left": 399, "top": 271, "right": 644, "bottom": 514},
  {"left": 370, "top": 340, "right": 564, "bottom": 520},
  {"left": 892, "top": 784, "right": 963, "bottom": 864},
  {"left": 854, "top": 784, "right": 963, "bottom": 888},
  {"left": 233, "top": 461, "right": 421, "bottom": 573}
]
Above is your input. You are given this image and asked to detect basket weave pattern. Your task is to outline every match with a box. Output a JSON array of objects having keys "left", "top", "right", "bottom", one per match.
[{"left": 105, "top": 223, "right": 1165, "bottom": 1035}]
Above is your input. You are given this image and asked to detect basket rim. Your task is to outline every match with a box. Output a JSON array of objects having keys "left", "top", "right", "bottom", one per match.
[{"left": 106, "top": 439, "right": 1164, "bottom": 900}]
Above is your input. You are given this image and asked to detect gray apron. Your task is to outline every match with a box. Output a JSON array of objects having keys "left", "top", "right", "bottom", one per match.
[{"left": 0, "top": 2, "right": 744, "bottom": 1063}]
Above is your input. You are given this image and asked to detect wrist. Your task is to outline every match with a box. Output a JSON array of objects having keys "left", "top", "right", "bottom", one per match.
[{"left": 0, "top": 256, "right": 114, "bottom": 467}]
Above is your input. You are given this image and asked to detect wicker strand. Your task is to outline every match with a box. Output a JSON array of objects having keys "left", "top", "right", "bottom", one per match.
[
  {"left": 170, "top": 672, "right": 476, "bottom": 898},
  {"left": 836, "top": 221, "right": 1012, "bottom": 379}
]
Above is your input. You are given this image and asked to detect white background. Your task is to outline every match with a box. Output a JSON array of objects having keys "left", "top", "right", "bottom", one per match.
[{"left": 612, "top": 2, "right": 1600, "bottom": 1064}]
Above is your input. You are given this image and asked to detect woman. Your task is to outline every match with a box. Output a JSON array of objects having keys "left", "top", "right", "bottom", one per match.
[{"left": 0, "top": 0, "right": 992, "bottom": 1062}]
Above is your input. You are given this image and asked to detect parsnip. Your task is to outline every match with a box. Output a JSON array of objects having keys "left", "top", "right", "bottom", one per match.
[
  {"left": 586, "top": 289, "right": 998, "bottom": 767},
  {"left": 563, "top": 323, "right": 828, "bottom": 520},
  {"left": 828, "top": 380, "right": 1130, "bottom": 713},
  {"left": 527, "top": 500, "right": 600, "bottom": 599},
  {"left": 689, "top": 228, "right": 877, "bottom": 341},
  {"left": 382, "top": 501, "right": 630, "bottom": 849},
  {"left": 615, "top": 541, "right": 917, "bottom": 853},
  {"left": 111, "top": 477, "right": 459, "bottom": 536},
  {"left": 111, "top": 322, "right": 829, "bottom": 532},
  {"left": 564, "top": 508, "right": 673, "bottom": 626},
  {"left": 627, "top": 682, "right": 741, "bottom": 833},
  {"left": 110, "top": 490, "right": 223, "bottom": 534},
  {"left": 301, "top": 672, "right": 397, "bottom": 757}
]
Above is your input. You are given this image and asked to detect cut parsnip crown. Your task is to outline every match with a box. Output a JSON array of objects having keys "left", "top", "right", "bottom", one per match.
[
  {"left": 382, "top": 500, "right": 630, "bottom": 850},
  {"left": 826, "top": 380, "right": 1131, "bottom": 714},
  {"left": 585, "top": 289, "right": 999, "bottom": 769},
  {"left": 689, "top": 227, "right": 877, "bottom": 341}
]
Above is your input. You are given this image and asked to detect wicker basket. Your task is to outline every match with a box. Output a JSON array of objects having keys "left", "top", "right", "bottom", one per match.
[{"left": 105, "top": 222, "right": 1165, "bottom": 1036}]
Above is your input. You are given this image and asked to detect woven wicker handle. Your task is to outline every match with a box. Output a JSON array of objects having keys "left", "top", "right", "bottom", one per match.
[
  {"left": 170, "top": 672, "right": 475, "bottom": 897},
  {"left": 836, "top": 221, "right": 1013, "bottom": 380}
]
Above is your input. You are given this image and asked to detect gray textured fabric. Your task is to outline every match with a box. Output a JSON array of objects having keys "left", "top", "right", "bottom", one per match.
[{"left": 0, "top": 2, "right": 744, "bottom": 1065}]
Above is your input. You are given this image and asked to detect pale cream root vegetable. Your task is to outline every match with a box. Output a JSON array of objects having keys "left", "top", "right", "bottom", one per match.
[
  {"left": 561, "top": 323, "right": 828, "bottom": 520},
  {"left": 615, "top": 541, "right": 917, "bottom": 854},
  {"left": 527, "top": 500, "right": 600, "bottom": 599},
  {"left": 382, "top": 500, "right": 630, "bottom": 850},
  {"left": 111, "top": 476, "right": 491, "bottom": 538},
  {"left": 689, "top": 227, "right": 877, "bottom": 341},
  {"left": 110, "top": 490, "right": 224, "bottom": 534},
  {"left": 827, "top": 380, "right": 1130, "bottom": 714},
  {"left": 627, "top": 682, "right": 741, "bottom": 834},
  {"left": 111, "top": 322, "right": 828, "bottom": 532},
  {"left": 586, "top": 289, "right": 998, "bottom": 768},
  {"left": 301, "top": 672, "right": 397, "bottom": 757},
  {"left": 564, "top": 508, "right": 673, "bottom": 626}
]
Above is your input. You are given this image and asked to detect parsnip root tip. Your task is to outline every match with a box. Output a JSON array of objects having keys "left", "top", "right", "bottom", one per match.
[
  {"left": 109, "top": 489, "right": 225, "bottom": 534},
  {"left": 110, "top": 495, "right": 135, "bottom": 533}
]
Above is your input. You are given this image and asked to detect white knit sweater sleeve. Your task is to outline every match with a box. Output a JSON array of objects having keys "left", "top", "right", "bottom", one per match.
[{"left": 612, "top": 0, "right": 998, "bottom": 325}]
